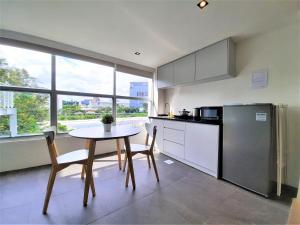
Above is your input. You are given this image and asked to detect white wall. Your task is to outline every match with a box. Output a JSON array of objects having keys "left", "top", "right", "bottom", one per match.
[
  {"left": 0, "top": 129, "right": 146, "bottom": 172},
  {"left": 162, "top": 22, "right": 300, "bottom": 187}
]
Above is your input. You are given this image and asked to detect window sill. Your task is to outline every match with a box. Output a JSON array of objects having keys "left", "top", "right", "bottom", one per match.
[{"left": 0, "top": 133, "right": 71, "bottom": 144}]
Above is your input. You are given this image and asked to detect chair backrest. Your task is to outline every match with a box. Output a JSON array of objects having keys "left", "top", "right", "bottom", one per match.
[
  {"left": 145, "top": 123, "right": 157, "bottom": 152},
  {"left": 43, "top": 126, "right": 58, "bottom": 166}
]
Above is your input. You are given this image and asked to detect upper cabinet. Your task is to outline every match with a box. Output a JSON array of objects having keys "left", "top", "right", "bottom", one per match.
[
  {"left": 157, "top": 38, "right": 236, "bottom": 89},
  {"left": 174, "top": 53, "right": 195, "bottom": 85},
  {"left": 195, "top": 39, "right": 235, "bottom": 82},
  {"left": 157, "top": 63, "right": 174, "bottom": 88}
]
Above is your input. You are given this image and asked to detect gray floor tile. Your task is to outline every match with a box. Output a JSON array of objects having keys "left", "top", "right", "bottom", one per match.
[{"left": 0, "top": 153, "right": 291, "bottom": 225}]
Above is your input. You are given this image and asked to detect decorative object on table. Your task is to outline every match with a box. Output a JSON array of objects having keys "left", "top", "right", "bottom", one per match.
[{"left": 101, "top": 114, "right": 114, "bottom": 132}]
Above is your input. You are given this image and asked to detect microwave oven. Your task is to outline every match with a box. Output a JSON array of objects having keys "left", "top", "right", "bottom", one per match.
[{"left": 200, "top": 106, "right": 223, "bottom": 121}]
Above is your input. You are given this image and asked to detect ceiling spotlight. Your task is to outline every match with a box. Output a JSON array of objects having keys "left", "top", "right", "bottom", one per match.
[
  {"left": 134, "top": 52, "right": 141, "bottom": 55},
  {"left": 197, "top": 0, "right": 209, "bottom": 9}
]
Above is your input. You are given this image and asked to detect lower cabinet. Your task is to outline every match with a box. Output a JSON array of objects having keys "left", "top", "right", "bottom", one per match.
[
  {"left": 150, "top": 118, "right": 220, "bottom": 178},
  {"left": 163, "top": 140, "right": 185, "bottom": 159},
  {"left": 185, "top": 123, "right": 219, "bottom": 176}
]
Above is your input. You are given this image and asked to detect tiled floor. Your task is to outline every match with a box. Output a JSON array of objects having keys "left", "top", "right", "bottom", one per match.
[{"left": 0, "top": 153, "right": 291, "bottom": 224}]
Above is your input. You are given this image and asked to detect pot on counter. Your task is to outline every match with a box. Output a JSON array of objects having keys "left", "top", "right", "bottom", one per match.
[{"left": 178, "top": 109, "right": 190, "bottom": 116}]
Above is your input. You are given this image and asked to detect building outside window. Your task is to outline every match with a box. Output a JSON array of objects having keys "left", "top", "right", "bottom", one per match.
[
  {"left": 0, "top": 43, "right": 153, "bottom": 138},
  {"left": 116, "top": 71, "right": 151, "bottom": 127}
]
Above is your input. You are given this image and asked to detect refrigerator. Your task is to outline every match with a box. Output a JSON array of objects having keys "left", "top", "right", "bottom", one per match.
[{"left": 222, "top": 104, "right": 276, "bottom": 197}]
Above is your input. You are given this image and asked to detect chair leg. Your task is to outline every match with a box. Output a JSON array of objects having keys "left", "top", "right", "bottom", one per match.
[
  {"left": 43, "top": 167, "right": 57, "bottom": 214},
  {"left": 123, "top": 153, "right": 127, "bottom": 172},
  {"left": 147, "top": 154, "right": 151, "bottom": 169},
  {"left": 150, "top": 153, "right": 159, "bottom": 182},
  {"left": 81, "top": 165, "right": 85, "bottom": 180},
  {"left": 125, "top": 167, "right": 130, "bottom": 187}
]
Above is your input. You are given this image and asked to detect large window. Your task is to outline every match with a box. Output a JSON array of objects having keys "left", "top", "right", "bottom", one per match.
[
  {"left": 116, "top": 99, "right": 149, "bottom": 126},
  {"left": 0, "top": 44, "right": 51, "bottom": 89},
  {"left": 57, "top": 95, "right": 112, "bottom": 132},
  {"left": 116, "top": 71, "right": 151, "bottom": 98},
  {"left": 0, "top": 43, "right": 153, "bottom": 138},
  {"left": 116, "top": 71, "right": 151, "bottom": 126},
  {"left": 56, "top": 56, "right": 114, "bottom": 94},
  {"left": 0, "top": 91, "right": 50, "bottom": 137}
]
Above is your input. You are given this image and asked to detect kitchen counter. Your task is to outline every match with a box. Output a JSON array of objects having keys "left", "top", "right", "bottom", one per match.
[{"left": 149, "top": 116, "right": 222, "bottom": 125}]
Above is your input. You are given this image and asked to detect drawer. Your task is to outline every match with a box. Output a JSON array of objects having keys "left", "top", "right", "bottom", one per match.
[
  {"left": 164, "top": 128, "right": 185, "bottom": 145},
  {"left": 164, "top": 120, "right": 185, "bottom": 131},
  {"left": 164, "top": 140, "right": 184, "bottom": 159}
]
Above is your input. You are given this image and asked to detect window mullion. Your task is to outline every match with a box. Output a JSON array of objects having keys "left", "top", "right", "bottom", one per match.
[
  {"left": 50, "top": 55, "right": 57, "bottom": 128},
  {"left": 112, "top": 64, "right": 117, "bottom": 124}
]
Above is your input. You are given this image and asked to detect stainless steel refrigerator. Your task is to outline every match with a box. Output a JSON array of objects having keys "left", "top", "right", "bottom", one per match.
[{"left": 222, "top": 104, "right": 276, "bottom": 197}]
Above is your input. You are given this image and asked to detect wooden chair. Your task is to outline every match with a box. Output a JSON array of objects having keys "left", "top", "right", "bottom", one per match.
[
  {"left": 43, "top": 127, "right": 96, "bottom": 214},
  {"left": 123, "top": 123, "right": 159, "bottom": 186}
]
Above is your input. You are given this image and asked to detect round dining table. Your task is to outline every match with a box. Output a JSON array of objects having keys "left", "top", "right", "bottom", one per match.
[{"left": 69, "top": 125, "right": 141, "bottom": 206}]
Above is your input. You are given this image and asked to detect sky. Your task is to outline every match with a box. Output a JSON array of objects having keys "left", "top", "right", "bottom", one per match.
[{"left": 0, "top": 44, "right": 152, "bottom": 107}]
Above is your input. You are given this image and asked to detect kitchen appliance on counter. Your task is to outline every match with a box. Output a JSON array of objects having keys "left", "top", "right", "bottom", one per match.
[
  {"left": 173, "top": 109, "right": 192, "bottom": 119},
  {"left": 193, "top": 107, "right": 201, "bottom": 119},
  {"left": 222, "top": 104, "right": 276, "bottom": 197},
  {"left": 200, "top": 106, "right": 223, "bottom": 121}
]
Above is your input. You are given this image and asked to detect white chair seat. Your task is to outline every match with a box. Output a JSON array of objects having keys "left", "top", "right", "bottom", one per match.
[
  {"left": 57, "top": 149, "right": 89, "bottom": 165},
  {"left": 128, "top": 144, "right": 150, "bottom": 152}
]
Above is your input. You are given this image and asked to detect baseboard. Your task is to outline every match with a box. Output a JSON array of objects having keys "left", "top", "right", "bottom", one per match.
[{"left": 282, "top": 184, "right": 298, "bottom": 198}]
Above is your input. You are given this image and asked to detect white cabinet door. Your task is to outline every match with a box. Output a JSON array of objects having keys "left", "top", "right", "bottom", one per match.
[
  {"left": 157, "top": 63, "right": 174, "bottom": 88},
  {"left": 164, "top": 140, "right": 184, "bottom": 159},
  {"left": 174, "top": 53, "right": 195, "bottom": 85},
  {"left": 150, "top": 119, "right": 164, "bottom": 152},
  {"left": 185, "top": 123, "right": 219, "bottom": 174},
  {"left": 195, "top": 39, "right": 228, "bottom": 80}
]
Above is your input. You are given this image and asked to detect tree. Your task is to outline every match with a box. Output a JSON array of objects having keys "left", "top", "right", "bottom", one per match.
[{"left": 0, "top": 58, "right": 49, "bottom": 135}]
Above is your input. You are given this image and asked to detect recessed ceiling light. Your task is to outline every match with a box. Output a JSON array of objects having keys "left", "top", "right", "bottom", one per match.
[
  {"left": 197, "top": 0, "right": 209, "bottom": 9},
  {"left": 134, "top": 52, "right": 141, "bottom": 55}
]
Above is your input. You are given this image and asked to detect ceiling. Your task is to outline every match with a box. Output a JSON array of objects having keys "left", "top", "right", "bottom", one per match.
[{"left": 0, "top": 0, "right": 299, "bottom": 69}]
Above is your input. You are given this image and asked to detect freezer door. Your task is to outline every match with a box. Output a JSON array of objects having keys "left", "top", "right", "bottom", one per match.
[{"left": 222, "top": 104, "right": 274, "bottom": 196}]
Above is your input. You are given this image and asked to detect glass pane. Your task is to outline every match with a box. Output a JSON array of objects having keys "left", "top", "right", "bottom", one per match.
[
  {"left": 116, "top": 98, "right": 149, "bottom": 126},
  {"left": 0, "top": 44, "right": 51, "bottom": 89},
  {"left": 57, "top": 95, "right": 112, "bottom": 132},
  {"left": 0, "top": 91, "right": 50, "bottom": 137},
  {"left": 56, "top": 56, "right": 114, "bottom": 94},
  {"left": 116, "top": 71, "right": 152, "bottom": 98}
]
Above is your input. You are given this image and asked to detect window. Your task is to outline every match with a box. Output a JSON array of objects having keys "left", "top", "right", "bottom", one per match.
[
  {"left": 116, "top": 71, "right": 151, "bottom": 98},
  {"left": 0, "top": 42, "right": 153, "bottom": 138},
  {"left": 56, "top": 56, "right": 114, "bottom": 94},
  {"left": 116, "top": 98, "right": 149, "bottom": 126},
  {"left": 0, "top": 91, "right": 50, "bottom": 137},
  {"left": 0, "top": 44, "right": 51, "bottom": 89},
  {"left": 116, "top": 71, "right": 151, "bottom": 127},
  {"left": 57, "top": 95, "right": 112, "bottom": 132}
]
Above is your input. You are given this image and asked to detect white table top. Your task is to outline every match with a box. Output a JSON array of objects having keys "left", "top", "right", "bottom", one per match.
[{"left": 69, "top": 125, "right": 141, "bottom": 140}]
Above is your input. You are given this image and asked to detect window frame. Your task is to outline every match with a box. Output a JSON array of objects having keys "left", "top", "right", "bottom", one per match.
[{"left": 0, "top": 42, "right": 153, "bottom": 138}]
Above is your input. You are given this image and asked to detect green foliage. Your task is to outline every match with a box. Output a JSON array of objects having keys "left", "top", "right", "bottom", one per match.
[
  {"left": 57, "top": 123, "right": 68, "bottom": 132},
  {"left": 101, "top": 114, "right": 114, "bottom": 124},
  {"left": 0, "top": 58, "right": 49, "bottom": 136},
  {"left": 0, "top": 116, "right": 9, "bottom": 135},
  {"left": 0, "top": 59, "right": 37, "bottom": 87},
  {"left": 14, "top": 93, "right": 49, "bottom": 134}
]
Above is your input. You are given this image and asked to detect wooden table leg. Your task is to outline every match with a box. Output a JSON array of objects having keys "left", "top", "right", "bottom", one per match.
[
  {"left": 116, "top": 139, "right": 122, "bottom": 170},
  {"left": 83, "top": 139, "right": 96, "bottom": 206},
  {"left": 124, "top": 136, "right": 135, "bottom": 190}
]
